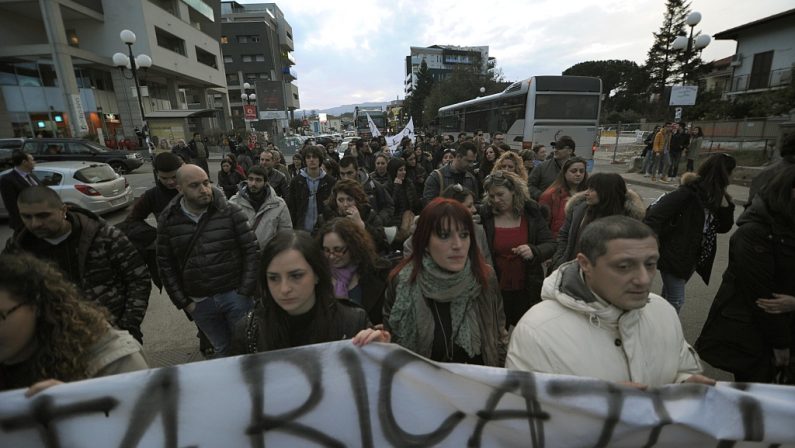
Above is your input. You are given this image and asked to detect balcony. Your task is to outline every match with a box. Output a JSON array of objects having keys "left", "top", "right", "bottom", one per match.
[
  {"left": 729, "top": 67, "right": 792, "bottom": 94},
  {"left": 282, "top": 66, "right": 297, "bottom": 81},
  {"left": 282, "top": 51, "right": 296, "bottom": 66}
]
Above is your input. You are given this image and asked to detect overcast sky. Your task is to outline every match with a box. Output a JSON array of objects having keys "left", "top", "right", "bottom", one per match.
[{"left": 240, "top": 0, "right": 793, "bottom": 111}]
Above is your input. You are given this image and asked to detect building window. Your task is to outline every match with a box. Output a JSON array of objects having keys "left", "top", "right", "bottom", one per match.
[
  {"left": 255, "top": 55, "right": 265, "bottom": 62},
  {"left": 196, "top": 47, "right": 218, "bottom": 68},
  {"left": 242, "top": 55, "right": 252, "bottom": 63},
  {"left": 0, "top": 63, "right": 17, "bottom": 86},
  {"left": 226, "top": 74, "right": 239, "bottom": 85},
  {"left": 237, "top": 35, "right": 260, "bottom": 43},
  {"left": 66, "top": 29, "right": 79, "bottom": 47},
  {"left": 223, "top": 56, "right": 233, "bottom": 64},
  {"left": 749, "top": 51, "right": 774, "bottom": 90},
  {"left": 155, "top": 27, "right": 186, "bottom": 56},
  {"left": 221, "top": 35, "right": 228, "bottom": 44},
  {"left": 238, "top": 35, "right": 248, "bottom": 44},
  {"left": 245, "top": 73, "right": 257, "bottom": 80}
]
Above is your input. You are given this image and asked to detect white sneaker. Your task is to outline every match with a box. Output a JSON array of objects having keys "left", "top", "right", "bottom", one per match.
[{"left": 643, "top": 173, "right": 650, "bottom": 177}]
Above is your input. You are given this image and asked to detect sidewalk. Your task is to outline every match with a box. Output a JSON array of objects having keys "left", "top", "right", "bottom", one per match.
[{"left": 593, "top": 160, "right": 750, "bottom": 206}]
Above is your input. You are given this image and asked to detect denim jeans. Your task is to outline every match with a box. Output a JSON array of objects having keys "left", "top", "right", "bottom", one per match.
[
  {"left": 660, "top": 270, "right": 687, "bottom": 313},
  {"left": 189, "top": 290, "right": 253, "bottom": 357},
  {"left": 649, "top": 153, "right": 668, "bottom": 177},
  {"left": 642, "top": 151, "right": 654, "bottom": 174},
  {"left": 668, "top": 151, "right": 683, "bottom": 177}
]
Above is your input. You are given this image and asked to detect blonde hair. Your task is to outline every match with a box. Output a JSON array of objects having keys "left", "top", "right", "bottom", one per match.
[
  {"left": 491, "top": 151, "right": 528, "bottom": 182},
  {"left": 483, "top": 170, "right": 531, "bottom": 217}
]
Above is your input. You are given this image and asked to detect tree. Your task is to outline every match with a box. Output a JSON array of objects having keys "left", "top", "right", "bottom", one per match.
[
  {"left": 563, "top": 60, "right": 646, "bottom": 114},
  {"left": 406, "top": 59, "right": 435, "bottom": 127},
  {"left": 644, "top": 0, "right": 689, "bottom": 97}
]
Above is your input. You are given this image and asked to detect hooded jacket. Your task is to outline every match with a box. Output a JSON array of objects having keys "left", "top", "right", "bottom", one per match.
[
  {"left": 156, "top": 188, "right": 259, "bottom": 310},
  {"left": 229, "top": 184, "right": 292, "bottom": 250},
  {"left": 506, "top": 261, "right": 703, "bottom": 386},
  {"left": 550, "top": 189, "right": 646, "bottom": 270},
  {"left": 644, "top": 172, "right": 735, "bottom": 283},
  {"left": 5, "top": 208, "right": 151, "bottom": 341},
  {"left": 286, "top": 168, "right": 336, "bottom": 233}
]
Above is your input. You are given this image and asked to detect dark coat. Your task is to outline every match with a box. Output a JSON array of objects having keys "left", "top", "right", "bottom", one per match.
[
  {"left": 384, "top": 180, "right": 421, "bottom": 226},
  {"left": 643, "top": 175, "right": 735, "bottom": 283},
  {"left": 233, "top": 299, "right": 370, "bottom": 354},
  {"left": 356, "top": 262, "right": 391, "bottom": 325},
  {"left": 321, "top": 206, "right": 389, "bottom": 255},
  {"left": 421, "top": 163, "right": 479, "bottom": 206},
  {"left": 480, "top": 201, "right": 557, "bottom": 303},
  {"left": 527, "top": 158, "right": 563, "bottom": 200},
  {"left": 266, "top": 167, "right": 289, "bottom": 198},
  {"left": 5, "top": 208, "right": 151, "bottom": 341},
  {"left": 286, "top": 169, "right": 336, "bottom": 232},
  {"left": 696, "top": 196, "right": 795, "bottom": 375},
  {"left": 357, "top": 169, "right": 395, "bottom": 225},
  {"left": 217, "top": 170, "right": 244, "bottom": 199},
  {"left": 156, "top": 188, "right": 259, "bottom": 310},
  {"left": 0, "top": 170, "right": 39, "bottom": 232},
  {"left": 551, "top": 190, "right": 646, "bottom": 270}
]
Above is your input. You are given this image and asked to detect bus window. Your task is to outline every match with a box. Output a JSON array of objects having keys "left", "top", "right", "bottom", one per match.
[{"left": 534, "top": 95, "right": 600, "bottom": 120}]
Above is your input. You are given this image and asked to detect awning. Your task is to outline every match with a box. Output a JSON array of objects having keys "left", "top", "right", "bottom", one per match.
[{"left": 146, "top": 109, "right": 218, "bottom": 119}]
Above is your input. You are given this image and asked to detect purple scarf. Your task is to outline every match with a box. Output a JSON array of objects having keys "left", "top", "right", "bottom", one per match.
[{"left": 332, "top": 265, "right": 357, "bottom": 298}]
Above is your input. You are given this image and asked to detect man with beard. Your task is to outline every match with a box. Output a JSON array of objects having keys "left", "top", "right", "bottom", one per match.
[
  {"left": 229, "top": 165, "right": 292, "bottom": 249},
  {"left": 259, "top": 149, "right": 289, "bottom": 198},
  {"left": 156, "top": 165, "right": 259, "bottom": 357}
]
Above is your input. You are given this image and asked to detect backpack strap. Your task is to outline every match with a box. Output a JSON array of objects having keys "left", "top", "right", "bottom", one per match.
[{"left": 435, "top": 169, "right": 445, "bottom": 192}]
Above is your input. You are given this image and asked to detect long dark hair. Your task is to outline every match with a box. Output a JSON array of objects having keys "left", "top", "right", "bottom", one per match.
[
  {"left": 695, "top": 153, "right": 736, "bottom": 210},
  {"left": 583, "top": 173, "right": 628, "bottom": 226},
  {"left": 318, "top": 218, "right": 378, "bottom": 274},
  {"left": 390, "top": 198, "right": 488, "bottom": 289},
  {"left": 548, "top": 157, "right": 588, "bottom": 195},
  {"left": 256, "top": 230, "right": 337, "bottom": 351}
]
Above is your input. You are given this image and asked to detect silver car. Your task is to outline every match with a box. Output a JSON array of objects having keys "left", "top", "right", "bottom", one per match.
[{"left": 0, "top": 161, "right": 134, "bottom": 218}]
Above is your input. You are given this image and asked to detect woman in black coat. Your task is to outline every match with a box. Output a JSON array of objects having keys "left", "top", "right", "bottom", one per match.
[
  {"left": 644, "top": 153, "right": 736, "bottom": 313},
  {"left": 696, "top": 166, "right": 795, "bottom": 383},
  {"left": 479, "top": 171, "right": 556, "bottom": 326},
  {"left": 384, "top": 158, "right": 421, "bottom": 247},
  {"left": 217, "top": 159, "right": 244, "bottom": 199}
]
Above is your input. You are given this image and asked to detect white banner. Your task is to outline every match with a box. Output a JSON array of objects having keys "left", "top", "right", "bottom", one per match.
[
  {"left": 2, "top": 341, "right": 794, "bottom": 447},
  {"left": 366, "top": 113, "right": 382, "bottom": 138},
  {"left": 669, "top": 85, "right": 699, "bottom": 106},
  {"left": 387, "top": 117, "right": 415, "bottom": 154}
]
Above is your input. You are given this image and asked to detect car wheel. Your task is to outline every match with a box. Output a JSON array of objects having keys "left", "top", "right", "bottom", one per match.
[{"left": 110, "top": 162, "right": 128, "bottom": 174}]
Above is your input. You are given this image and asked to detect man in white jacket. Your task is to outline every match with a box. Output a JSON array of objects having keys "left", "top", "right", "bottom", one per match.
[
  {"left": 506, "top": 215, "right": 715, "bottom": 388},
  {"left": 229, "top": 165, "right": 292, "bottom": 250}
]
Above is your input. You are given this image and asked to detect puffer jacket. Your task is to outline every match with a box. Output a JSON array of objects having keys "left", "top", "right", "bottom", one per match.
[
  {"left": 229, "top": 184, "right": 292, "bottom": 250},
  {"left": 644, "top": 173, "right": 734, "bottom": 283},
  {"left": 156, "top": 188, "right": 259, "bottom": 310},
  {"left": 550, "top": 189, "right": 646, "bottom": 270},
  {"left": 5, "top": 208, "right": 151, "bottom": 341},
  {"left": 506, "top": 261, "right": 704, "bottom": 386}
]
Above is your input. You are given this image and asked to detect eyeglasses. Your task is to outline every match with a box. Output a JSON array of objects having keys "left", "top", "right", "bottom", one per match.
[
  {"left": 323, "top": 246, "right": 349, "bottom": 256},
  {"left": 0, "top": 301, "right": 29, "bottom": 322}
]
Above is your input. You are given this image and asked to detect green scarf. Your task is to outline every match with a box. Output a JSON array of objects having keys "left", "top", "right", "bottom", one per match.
[{"left": 388, "top": 254, "right": 482, "bottom": 359}]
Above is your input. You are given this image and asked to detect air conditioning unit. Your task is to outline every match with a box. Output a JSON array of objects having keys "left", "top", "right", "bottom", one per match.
[{"left": 730, "top": 54, "right": 743, "bottom": 67}]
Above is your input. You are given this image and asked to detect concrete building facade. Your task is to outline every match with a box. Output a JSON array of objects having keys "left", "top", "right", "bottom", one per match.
[
  {"left": 404, "top": 45, "right": 492, "bottom": 95},
  {"left": 0, "top": 0, "right": 231, "bottom": 145},
  {"left": 220, "top": 1, "right": 298, "bottom": 136}
]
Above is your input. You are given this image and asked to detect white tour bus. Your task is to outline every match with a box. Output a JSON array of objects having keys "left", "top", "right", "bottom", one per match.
[{"left": 438, "top": 75, "right": 602, "bottom": 167}]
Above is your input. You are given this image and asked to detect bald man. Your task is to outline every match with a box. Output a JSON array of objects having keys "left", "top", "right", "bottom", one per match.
[{"left": 156, "top": 164, "right": 259, "bottom": 357}]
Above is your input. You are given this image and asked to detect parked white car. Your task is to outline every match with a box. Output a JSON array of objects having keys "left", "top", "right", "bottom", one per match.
[{"left": 0, "top": 161, "right": 134, "bottom": 218}]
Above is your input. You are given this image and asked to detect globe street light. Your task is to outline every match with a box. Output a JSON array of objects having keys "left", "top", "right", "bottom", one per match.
[
  {"left": 672, "top": 12, "right": 711, "bottom": 84},
  {"left": 112, "top": 29, "right": 152, "bottom": 151}
]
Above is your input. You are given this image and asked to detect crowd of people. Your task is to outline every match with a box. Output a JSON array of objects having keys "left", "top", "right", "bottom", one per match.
[{"left": 1, "top": 127, "right": 793, "bottom": 395}]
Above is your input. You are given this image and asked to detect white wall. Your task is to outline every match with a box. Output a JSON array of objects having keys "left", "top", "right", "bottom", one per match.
[{"left": 733, "top": 19, "right": 795, "bottom": 78}]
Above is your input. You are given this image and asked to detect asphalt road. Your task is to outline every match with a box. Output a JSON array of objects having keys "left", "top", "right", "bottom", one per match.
[{"left": 0, "top": 158, "right": 739, "bottom": 380}]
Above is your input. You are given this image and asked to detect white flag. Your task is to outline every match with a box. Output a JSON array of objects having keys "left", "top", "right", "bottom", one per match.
[
  {"left": 387, "top": 117, "right": 415, "bottom": 154},
  {"left": 366, "top": 113, "right": 381, "bottom": 137}
]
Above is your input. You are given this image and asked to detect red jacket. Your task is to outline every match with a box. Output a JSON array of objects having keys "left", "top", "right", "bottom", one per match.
[{"left": 538, "top": 186, "right": 570, "bottom": 238}]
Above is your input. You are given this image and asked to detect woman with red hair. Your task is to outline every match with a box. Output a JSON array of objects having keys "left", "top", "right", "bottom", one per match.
[{"left": 359, "top": 198, "right": 508, "bottom": 366}]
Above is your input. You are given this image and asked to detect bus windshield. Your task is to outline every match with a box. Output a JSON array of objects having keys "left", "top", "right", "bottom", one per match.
[{"left": 534, "top": 95, "right": 600, "bottom": 120}]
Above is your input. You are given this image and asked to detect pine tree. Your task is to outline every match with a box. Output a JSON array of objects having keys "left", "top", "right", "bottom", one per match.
[
  {"left": 408, "top": 59, "right": 434, "bottom": 127},
  {"left": 644, "top": 0, "right": 689, "bottom": 97}
]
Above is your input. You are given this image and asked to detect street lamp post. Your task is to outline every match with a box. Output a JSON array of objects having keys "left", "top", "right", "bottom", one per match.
[
  {"left": 112, "top": 30, "right": 152, "bottom": 151},
  {"left": 241, "top": 82, "right": 257, "bottom": 132},
  {"left": 672, "top": 12, "right": 711, "bottom": 85}
]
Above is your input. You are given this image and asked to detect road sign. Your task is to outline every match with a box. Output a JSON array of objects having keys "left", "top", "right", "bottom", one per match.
[
  {"left": 674, "top": 107, "right": 683, "bottom": 121},
  {"left": 669, "top": 85, "right": 698, "bottom": 106}
]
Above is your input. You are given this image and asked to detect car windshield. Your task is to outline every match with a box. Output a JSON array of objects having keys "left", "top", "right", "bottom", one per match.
[{"left": 74, "top": 164, "right": 117, "bottom": 183}]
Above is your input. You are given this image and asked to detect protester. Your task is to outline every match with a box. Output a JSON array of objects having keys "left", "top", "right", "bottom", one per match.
[
  {"left": 217, "top": 159, "right": 244, "bottom": 199},
  {"left": 319, "top": 218, "right": 391, "bottom": 325},
  {"left": 538, "top": 157, "right": 588, "bottom": 238},
  {"left": 668, "top": 122, "right": 689, "bottom": 179},
  {"left": 229, "top": 166, "right": 292, "bottom": 250},
  {"left": 422, "top": 142, "right": 480, "bottom": 205},
  {"left": 156, "top": 165, "right": 259, "bottom": 357},
  {"left": 339, "top": 155, "right": 395, "bottom": 226},
  {"left": 288, "top": 153, "right": 304, "bottom": 179},
  {"left": 480, "top": 171, "right": 556, "bottom": 326},
  {"left": 401, "top": 149, "right": 427, "bottom": 201},
  {"left": 505, "top": 216, "right": 714, "bottom": 388},
  {"left": 323, "top": 179, "right": 388, "bottom": 254},
  {"left": 259, "top": 149, "right": 289, "bottom": 198},
  {"left": 478, "top": 145, "right": 501, "bottom": 183},
  {"left": 491, "top": 151, "right": 528, "bottom": 183},
  {"left": 438, "top": 148, "right": 456, "bottom": 168},
  {"left": 550, "top": 173, "right": 645, "bottom": 270},
  {"left": 188, "top": 132, "right": 209, "bottom": 175},
  {"left": 519, "top": 149, "right": 536, "bottom": 177},
  {"left": 527, "top": 136, "right": 575, "bottom": 200},
  {"left": 287, "top": 145, "right": 336, "bottom": 234},
  {"left": 370, "top": 153, "right": 390, "bottom": 185},
  {"left": 383, "top": 198, "right": 508, "bottom": 366},
  {"left": 415, "top": 143, "right": 435, "bottom": 175},
  {"left": 644, "top": 153, "right": 736, "bottom": 313},
  {"left": 0, "top": 253, "right": 148, "bottom": 392},
  {"left": 224, "top": 153, "right": 247, "bottom": 178},
  {"left": 648, "top": 122, "right": 672, "bottom": 182},
  {"left": 746, "top": 132, "right": 795, "bottom": 207},
  {"left": 696, "top": 166, "right": 795, "bottom": 383},
  {"left": 685, "top": 126, "right": 704, "bottom": 173},
  {"left": 6, "top": 186, "right": 151, "bottom": 343},
  {"left": 384, "top": 157, "right": 421, "bottom": 247},
  {"left": 232, "top": 230, "right": 371, "bottom": 354}
]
